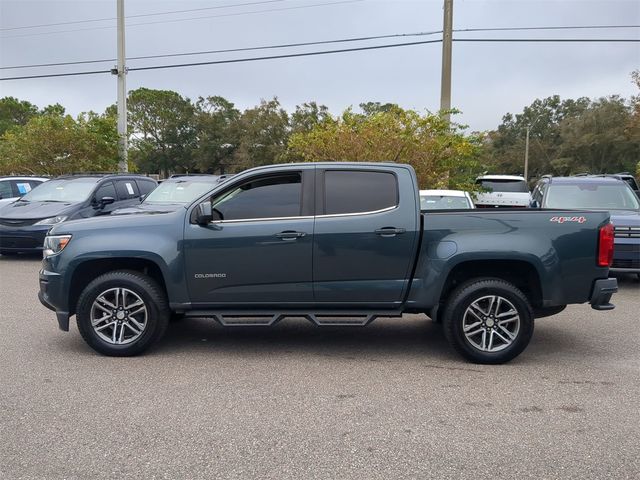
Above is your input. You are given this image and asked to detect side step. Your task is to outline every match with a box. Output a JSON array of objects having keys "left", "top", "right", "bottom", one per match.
[{"left": 183, "top": 310, "right": 403, "bottom": 327}]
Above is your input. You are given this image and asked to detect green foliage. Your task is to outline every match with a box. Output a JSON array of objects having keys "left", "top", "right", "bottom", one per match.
[
  {"left": 481, "top": 93, "right": 639, "bottom": 179},
  {"left": 229, "top": 98, "right": 290, "bottom": 172},
  {"left": 287, "top": 106, "right": 483, "bottom": 189},
  {"left": 290, "top": 102, "right": 330, "bottom": 134},
  {"left": 0, "top": 97, "right": 39, "bottom": 136},
  {"left": 0, "top": 112, "right": 118, "bottom": 175},
  {"left": 193, "top": 96, "right": 240, "bottom": 174},
  {"left": 127, "top": 87, "right": 197, "bottom": 175}
]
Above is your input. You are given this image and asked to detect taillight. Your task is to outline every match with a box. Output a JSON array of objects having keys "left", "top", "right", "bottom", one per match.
[{"left": 597, "top": 223, "right": 614, "bottom": 267}]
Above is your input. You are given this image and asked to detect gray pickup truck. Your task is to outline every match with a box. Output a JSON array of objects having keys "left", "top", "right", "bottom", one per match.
[{"left": 39, "top": 163, "right": 618, "bottom": 363}]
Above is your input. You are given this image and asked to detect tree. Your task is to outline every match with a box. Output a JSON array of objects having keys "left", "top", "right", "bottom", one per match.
[
  {"left": 229, "top": 98, "right": 290, "bottom": 172},
  {"left": 359, "top": 102, "right": 399, "bottom": 116},
  {"left": 193, "top": 96, "right": 240, "bottom": 174},
  {"left": 0, "top": 112, "right": 118, "bottom": 175},
  {"left": 557, "top": 96, "right": 638, "bottom": 174},
  {"left": 481, "top": 95, "right": 591, "bottom": 178},
  {"left": 0, "top": 97, "right": 39, "bottom": 136},
  {"left": 290, "top": 102, "right": 330, "bottom": 134},
  {"left": 127, "top": 88, "right": 197, "bottom": 175},
  {"left": 287, "top": 107, "right": 482, "bottom": 189}
]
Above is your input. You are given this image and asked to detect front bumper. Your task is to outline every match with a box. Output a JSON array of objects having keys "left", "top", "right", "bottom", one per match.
[
  {"left": 610, "top": 241, "right": 640, "bottom": 273},
  {"left": 38, "top": 268, "right": 70, "bottom": 331},
  {"left": 0, "top": 224, "right": 49, "bottom": 252},
  {"left": 589, "top": 278, "right": 618, "bottom": 311}
]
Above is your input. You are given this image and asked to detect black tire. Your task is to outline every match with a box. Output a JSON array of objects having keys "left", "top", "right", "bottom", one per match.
[
  {"left": 76, "top": 270, "right": 169, "bottom": 356},
  {"left": 442, "top": 278, "right": 534, "bottom": 364}
]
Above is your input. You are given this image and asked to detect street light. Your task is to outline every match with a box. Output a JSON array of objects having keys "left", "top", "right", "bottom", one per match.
[{"left": 524, "top": 114, "right": 542, "bottom": 181}]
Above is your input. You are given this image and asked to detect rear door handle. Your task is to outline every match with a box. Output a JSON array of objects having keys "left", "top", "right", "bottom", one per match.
[
  {"left": 375, "top": 227, "right": 406, "bottom": 237},
  {"left": 275, "top": 231, "right": 306, "bottom": 241}
]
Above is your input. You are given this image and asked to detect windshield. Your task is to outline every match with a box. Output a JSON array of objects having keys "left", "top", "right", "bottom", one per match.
[
  {"left": 478, "top": 179, "right": 529, "bottom": 193},
  {"left": 144, "top": 179, "right": 217, "bottom": 204},
  {"left": 544, "top": 183, "right": 640, "bottom": 210},
  {"left": 20, "top": 178, "right": 97, "bottom": 203},
  {"left": 420, "top": 195, "right": 471, "bottom": 210}
]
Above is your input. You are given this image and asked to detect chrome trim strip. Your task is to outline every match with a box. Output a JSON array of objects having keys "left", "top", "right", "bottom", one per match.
[
  {"left": 211, "top": 215, "right": 314, "bottom": 224},
  {"left": 316, "top": 205, "right": 398, "bottom": 219}
]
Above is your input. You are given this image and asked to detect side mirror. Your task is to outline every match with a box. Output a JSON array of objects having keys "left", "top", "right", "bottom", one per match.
[
  {"left": 194, "top": 202, "right": 213, "bottom": 225},
  {"left": 94, "top": 196, "right": 115, "bottom": 209}
]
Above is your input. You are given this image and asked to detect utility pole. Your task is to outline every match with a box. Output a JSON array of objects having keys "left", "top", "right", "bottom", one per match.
[
  {"left": 115, "top": 0, "right": 128, "bottom": 172},
  {"left": 524, "top": 115, "right": 541, "bottom": 180},
  {"left": 440, "top": 0, "right": 453, "bottom": 123},
  {"left": 524, "top": 125, "right": 531, "bottom": 181}
]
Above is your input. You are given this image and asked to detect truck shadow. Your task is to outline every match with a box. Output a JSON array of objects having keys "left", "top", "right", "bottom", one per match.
[{"left": 156, "top": 315, "right": 458, "bottom": 361}]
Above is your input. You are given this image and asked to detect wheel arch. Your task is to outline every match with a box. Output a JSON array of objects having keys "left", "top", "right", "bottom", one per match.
[
  {"left": 438, "top": 259, "right": 543, "bottom": 312},
  {"left": 68, "top": 258, "right": 168, "bottom": 316}
]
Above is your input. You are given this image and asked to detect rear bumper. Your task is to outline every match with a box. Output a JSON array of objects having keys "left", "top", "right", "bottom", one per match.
[{"left": 589, "top": 278, "right": 618, "bottom": 311}]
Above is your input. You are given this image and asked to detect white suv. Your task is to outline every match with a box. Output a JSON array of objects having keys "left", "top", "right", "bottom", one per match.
[
  {"left": 474, "top": 175, "right": 531, "bottom": 208},
  {"left": 0, "top": 176, "right": 48, "bottom": 208}
]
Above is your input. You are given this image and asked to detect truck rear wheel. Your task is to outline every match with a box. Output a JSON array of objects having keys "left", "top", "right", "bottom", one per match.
[
  {"left": 442, "top": 278, "right": 534, "bottom": 364},
  {"left": 76, "top": 270, "right": 169, "bottom": 356}
]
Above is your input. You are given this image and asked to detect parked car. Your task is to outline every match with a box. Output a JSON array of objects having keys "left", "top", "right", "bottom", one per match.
[
  {"left": 39, "top": 162, "right": 617, "bottom": 364},
  {"left": 0, "top": 176, "right": 48, "bottom": 208},
  {"left": 474, "top": 175, "right": 531, "bottom": 208},
  {"left": 0, "top": 174, "right": 157, "bottom": 255},
  {"left": 419, "top": 189, "right": 474, "bottom": 210},
  {"left": 112, "top": 174, "right": 224, "bottom": 215},
  {"left": 531, "top": 175, "right": 640, "bottom": 277}
]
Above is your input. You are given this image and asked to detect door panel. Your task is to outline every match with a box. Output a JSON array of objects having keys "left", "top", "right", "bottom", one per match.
[
  {"left": 184, "top": 169, "right": 315, "bottom": 306},
  {"left": 313, "top": 168, "right": 419, "bottom": 305},
  {"left": 184, "top": 218, "right": 314, "bottom": 304}
]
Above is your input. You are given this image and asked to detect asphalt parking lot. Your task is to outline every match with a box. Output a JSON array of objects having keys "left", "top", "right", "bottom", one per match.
[{"left": 0, "top": 255, "right": 639, "bottom": 479}]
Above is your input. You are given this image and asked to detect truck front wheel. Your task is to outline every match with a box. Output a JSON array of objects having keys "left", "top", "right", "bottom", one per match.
[
  {"left": 442, "top": 278, "right": 534, "bottom": 364},
  {"left": 76, "top": 270, "right": 169, "bottom": 356}
]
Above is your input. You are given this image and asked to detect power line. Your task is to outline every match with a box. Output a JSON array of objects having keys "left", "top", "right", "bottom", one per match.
[
  {"left": 455, "top": 38, "right": 640, "bottom": 42},
  {"left": 3, "top": 23, "right": 638, "bottom": 71},
  {"left": 1, "top": 36, "right": 638, "bottom": 82},
  {"left": 1, "top": 40, "right": 441, "bottom": 81},
  {"left": 456, "top": 24, "right": 640, "bottom": 33},
  {"left": 0, "top": 0, "right": 287, "bottom": 31},
  {"left": 0, "top": 0, "right": 365, "bottom": 39},
  {"left": 0, "top": 31, "right": 440, "bottom": 70}
]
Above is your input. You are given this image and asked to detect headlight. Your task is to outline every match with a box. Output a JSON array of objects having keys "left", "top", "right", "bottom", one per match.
[
  {"left": 43, "top": 235, "right": 72, "bottom": 258},
  {"left": 35, "top": 215, "right": 67, "bottom": 226}
]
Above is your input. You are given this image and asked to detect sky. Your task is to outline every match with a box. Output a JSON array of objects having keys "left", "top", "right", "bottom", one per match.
[{"left": 0, "top": 0, "right": 638, "bottom": 131}]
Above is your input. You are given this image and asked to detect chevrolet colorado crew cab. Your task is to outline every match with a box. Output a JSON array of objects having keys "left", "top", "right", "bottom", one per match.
[{"left": 38, "top": 163, "right": 618, "bottom": 364}]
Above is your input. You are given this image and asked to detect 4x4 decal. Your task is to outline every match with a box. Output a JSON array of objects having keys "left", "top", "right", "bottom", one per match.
[{"left": 550, "top": 216, "right": 587, "bottom": 224}]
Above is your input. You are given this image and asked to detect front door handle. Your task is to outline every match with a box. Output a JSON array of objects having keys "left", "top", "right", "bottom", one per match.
[
  {"left": 275, "top": 231, "right": 306, "bottom": 241},
  {"left": 375, "top": 227, "right": 406, "bottom": 237}
]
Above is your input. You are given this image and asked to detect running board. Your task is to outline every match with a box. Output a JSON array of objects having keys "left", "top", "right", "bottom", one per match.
[{"left": 183, "top": 310, "right": 403, "bottom": 327}]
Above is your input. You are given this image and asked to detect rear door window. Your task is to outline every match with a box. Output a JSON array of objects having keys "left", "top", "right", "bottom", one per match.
[
  {"left": 115, "top": 180, "right": 140, "bottom": 200},
  {"left": 323, "top": 170, "right": 398, "bottom": 215},
  {"left": 12, "top": 181, "right": 35, "bottom": 196}
]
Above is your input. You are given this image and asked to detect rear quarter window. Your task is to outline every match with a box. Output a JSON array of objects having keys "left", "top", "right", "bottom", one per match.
[
  {"left": 324, "top": 170, "right": 398, "bottom": 215},
  {"left": 136, "top": 179, "right": 157, "bottom": 196}
]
